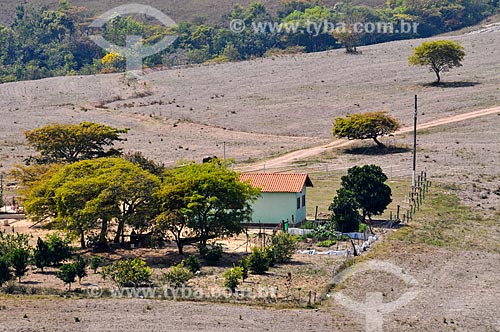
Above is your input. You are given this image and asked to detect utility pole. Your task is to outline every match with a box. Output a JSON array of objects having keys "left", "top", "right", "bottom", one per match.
[
  {"left": 223, "top": 141, "right": 226, "bottom": 160},
  {"left": 412, "top": 95, "right": 418, "bottom": 190}
]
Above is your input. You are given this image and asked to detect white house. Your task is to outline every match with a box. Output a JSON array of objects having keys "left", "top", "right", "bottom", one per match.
[{"left": 240, "top": 173, "right": 313, "bottom": 226}]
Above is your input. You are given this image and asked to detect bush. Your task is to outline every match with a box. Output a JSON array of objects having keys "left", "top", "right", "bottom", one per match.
[
  {"left": 0, "top": 256, "right": 12, "bottom": 286},
  {"left": 101, "top": 258, "right": 152, "bottom": 288},
  {"left": 247, "top": 247, "right": 269, "bottom": 275},
  {"left": 56, "top": 263, "right": 77, "bottom": 290},
  {"left": 45, "top": 233, "right": 72, "bottom": 266},
  {"left": 317, "top": 239, "right": 336, "bottom": 248},
  {"left": 33, "top": 237, "right": 51, "bottom": 272},
  {"left": 237, "top": 257, "right": 249, "bottom": 281},
  {"left": 199, "top": 244, "right": 223, "bottom": 266},
  {"left": 301, "top": 221, "right": 315, "bottom": 229},
  {"left": 223, "top": 267, "right": 244, "bottom": 292},
  {"left": 10, "top": 248, "right": 30, "bottom": 282},
  {"left": 264, "top": 246, "right": 276, "bottom": 267},
  {"left": 271, "top": 232, "right": 298, "bottom": 263},
  {"left": 184, "top": 255, "right": 201, "bottom": 273},
  {"left": 359, "top": 223, "right": 367, "bottom": 233},
  {"left": 74, "top": 256, "right": 87, "bottom": 284},
  {"left": 161, "top": 262, "right": 193, "bottom": 288},
  {"left": 90, "top": 256, "right": 103, "bottom": 274}
]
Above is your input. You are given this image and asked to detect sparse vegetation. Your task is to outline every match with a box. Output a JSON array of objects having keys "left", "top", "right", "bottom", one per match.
[{"left": 101, "top": 258, "right": 152, "bottom": 288}]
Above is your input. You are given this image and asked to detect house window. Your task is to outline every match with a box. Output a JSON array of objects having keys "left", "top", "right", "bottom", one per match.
[
  {"left": 302, "top": 195, "right": 306, "bottom": 208},
  {"left": 297, "top": 197, "right": 301, "bottom": 210}
]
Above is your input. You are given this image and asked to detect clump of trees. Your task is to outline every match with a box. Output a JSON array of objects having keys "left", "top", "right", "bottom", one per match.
[
  {"left": 332, "top": 112, "right": 401, "bottom": 148},
  {"left": 409, "top": 40, "right": 466, "bottom": 84},
  {"left": 329, "top": 165, "right": 392, "bottom": 233}
]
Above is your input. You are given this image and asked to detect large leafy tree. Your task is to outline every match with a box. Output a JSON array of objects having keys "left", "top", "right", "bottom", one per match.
[
  {"left": 24, "top": 158, "right": 160, "bottom": 250},
  {"left": 409, "top": 40, "right": 465, "bottom": 84},
  {"left": 332, "top": 112, "right": 401, "bottom": 148},
  {"left": 155, "top": 160, "right": 259, "bottom": 254},
  {"left": 24, "top": 122, "right": 128, "bottom": 164},
  {"left": 341, "top": 165, "right": 392, "bottom": 223},
  {"left": 329, "top": 188, "right": 360, "bottom": 233}
]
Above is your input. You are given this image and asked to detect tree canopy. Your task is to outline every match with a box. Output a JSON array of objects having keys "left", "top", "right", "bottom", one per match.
[
  {"left": 341, "top": 165, "right": 392, "bottom": 222},
  {"left": 332, "top": 112, "right": 401, "bottom": 148},
  {"left": 24, "top": 122, "right": 128, "bottom": 164},
  {"left": 409, "top": 40, "right": 465, "bottom": 84},
  {"left": 23, "top": 158, "right": 160, "bottom": 249},
  {"left": 154, "top": 160, "right": 260, "bottom": 254}
]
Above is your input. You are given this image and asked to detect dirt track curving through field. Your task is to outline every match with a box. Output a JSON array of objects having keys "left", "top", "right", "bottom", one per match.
[{"left": 241, "top": 106, "right": 500, "bottom": 172}]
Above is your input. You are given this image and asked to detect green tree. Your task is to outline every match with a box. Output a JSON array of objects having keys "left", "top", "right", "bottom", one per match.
[
  {"left": 90, "top": 256, "right": 103, "bottom": 274},
  {"left": 33, "top": 237, "right": 51, "bottom": 272},
  {"left": 56, "top": 263, "right": 77, "bottom": 290},
  {"left": 24, "top": 158, "right": 160, "bottom": 250},
  {"left": 329, "top": 188, "right": 360, "bottom": 232},
  {"left": 341, "top": 165, "right": 392, "bottom": 226},
  {"left": 154, "top": 160, "right": 259, "bottom": 254},
  {"left": 409, "top": 40, "right": 465, "bottom": 84},
  {"left": 45, "top": 233, "right": 72, "bottom": 266},
  {"left": 332, "top": 112, "right": 401, "bottom": 148},
  {"left": 101, "top": 258, "right": 152, "bottom": 288},
  {"left": 24, "top": 122, "right": 128, "bottom": 164},
  {"left": 10, "top": 247, "right": 30, "bottom": 282},
  {"left": 74, "top": 255, "right": 87, "bottom": 284}
]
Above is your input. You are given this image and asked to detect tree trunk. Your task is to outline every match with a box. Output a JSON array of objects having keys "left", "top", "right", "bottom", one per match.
[
  {"left": 79, "top": 231, "right": 86, "bottom": 249},
  {"left": 97, "top": 219, "right": 109, "bottom": 250},
  {"left": 434, "top": 69, "right": 441, "bottom": 84},
  {"left": 373, "top": 137, "right": 386, "bottom": 148},
  {"left": 114, "top": 219, "right": 125, "bottom": 244},
  {"left": 176, "top": 241, "right": 184, "bottom": 255}
]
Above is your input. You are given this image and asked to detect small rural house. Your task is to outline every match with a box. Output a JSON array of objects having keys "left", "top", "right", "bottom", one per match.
[{"left": 240, "top": 173, "right": 313, "bottom": 226}]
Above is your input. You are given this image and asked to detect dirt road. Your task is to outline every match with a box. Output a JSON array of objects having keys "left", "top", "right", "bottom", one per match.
[{"left": 241, "top": 106, "right": 500, "bottom": 172}]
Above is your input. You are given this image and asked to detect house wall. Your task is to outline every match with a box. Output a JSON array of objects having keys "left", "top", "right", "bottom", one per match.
[{"left": 247, "top": 184, "right": 307, "bottom": 225}]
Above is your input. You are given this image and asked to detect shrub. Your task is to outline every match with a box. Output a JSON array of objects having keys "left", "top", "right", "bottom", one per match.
[
  {"left": 271, "top": 232, "right": 298, "bottom": 263},
  {"left": 0, "top": 256, "right": 12, "bottom": 286},
  {"left": 301, "top": 221, "right": 315, "bottom": 229},
  {"left": 56, "top": 263, "right": 77, "bottom": 290},
  {"left": 223, "top": 267, "right": 244, "bottom": 292},
  {"left": 101, "top": 258, "right": 152, "bottom": 288},
  {"left": 359, "top": 223, "right": 367, "bottom": 233},
  {"left": 33, "top": 237, "right": 51, "bottom": 272},
  {"left": 45, "top": 233, "right": 72, "bottom": 266},
  {"left": 237, "top": 257, "right": 249, "bottom": 281},
  {"left": 184, "top": 255, "right": 201, "bottom": 273},
  {"left": 317, "top": 239, "right": 336, "bottom": 248},
  {"left": 199, "top": 244, "right": 223, "bottom": 266},
  {"left": 161, "top": 262, "right": 193, "bottom": 288},
  {"left": 248, "top": 247, "right": 269, "bottom": 275},
  {"left": 10, "top": 248, "right": 30, "bottom": 282},
  {"left": 74, "top": 256, "right": 87, "bottom": 284},
  {"left": 90, "top": 256, "right": 103, "bottom": 274},
  {"left": 264, "top": 246, "right": 276, "bottom": 267}
]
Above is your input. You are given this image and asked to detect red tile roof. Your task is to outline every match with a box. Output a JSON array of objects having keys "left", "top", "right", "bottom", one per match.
[{"left": 240, "top": 173, "right": 313, "bottom": 193}]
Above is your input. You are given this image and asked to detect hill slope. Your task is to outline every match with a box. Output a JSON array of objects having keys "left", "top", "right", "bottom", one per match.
[{"left": 0, "top": 0, "right": 385, "bottom": 25}]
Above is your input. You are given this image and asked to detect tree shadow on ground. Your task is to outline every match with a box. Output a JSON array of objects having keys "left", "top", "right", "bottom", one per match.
[
  {"left": 344, "top": 145, "right": 411, "bottom": 155},
  {"left": 423, "top": 81, "right": 481, "bottom": 88}
]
